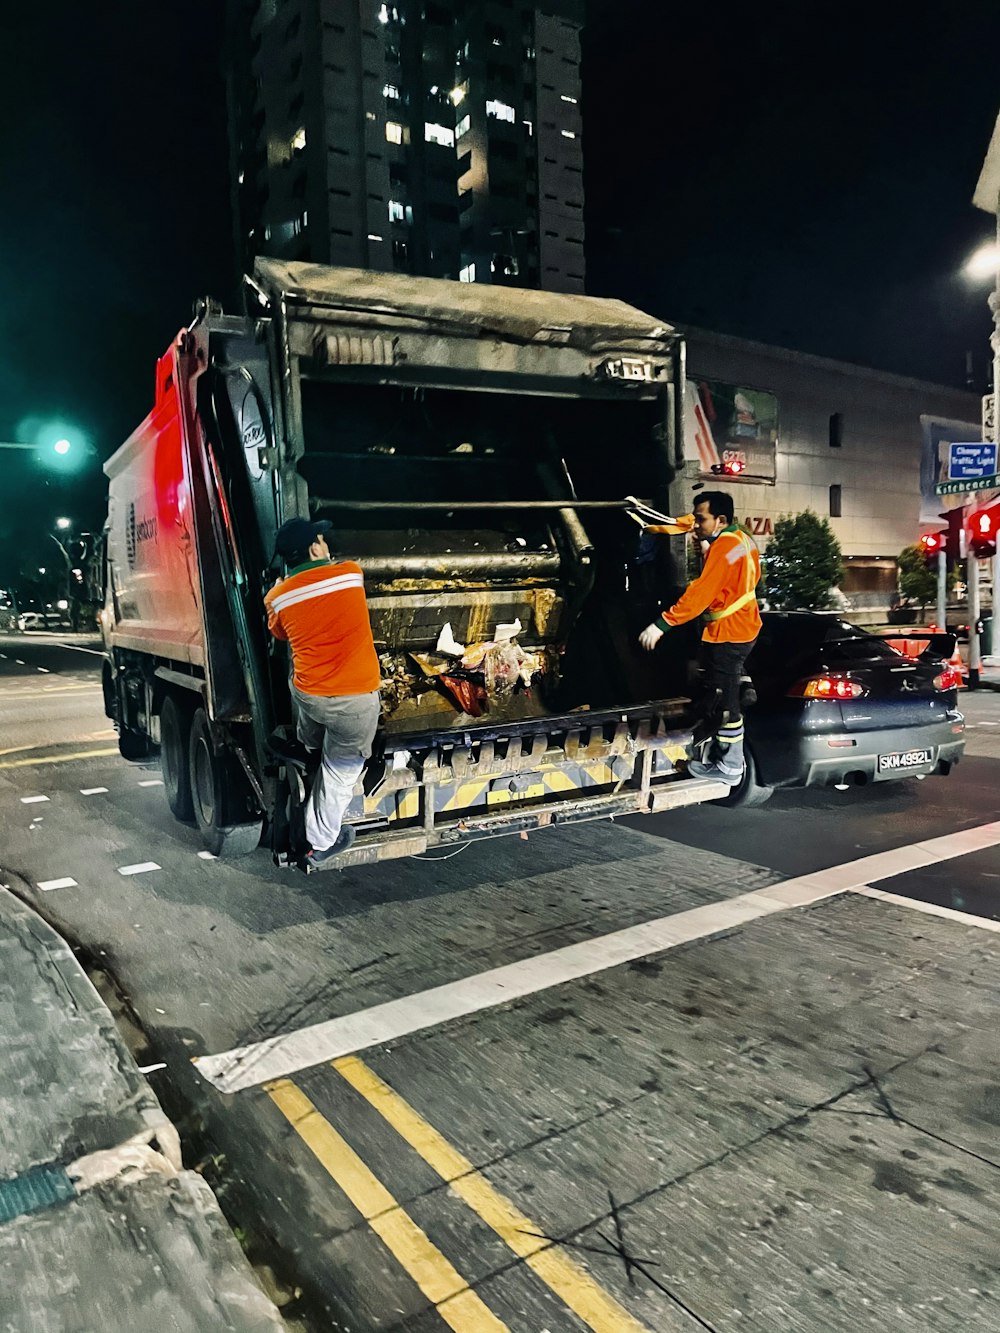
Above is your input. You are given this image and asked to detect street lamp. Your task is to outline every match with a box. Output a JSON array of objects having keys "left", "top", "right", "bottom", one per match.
[
  {"left": 53, "top": 439, "right": 71, "bottom": 456},
  {"left": 964, "top": 242, "right": 1000, "bottom": 279},
  {"left": 55, "top": 516, "right": 72, "bottom": 530},
  {"left": 962, "top": 234, "right": 1000, "bottom": 681}
]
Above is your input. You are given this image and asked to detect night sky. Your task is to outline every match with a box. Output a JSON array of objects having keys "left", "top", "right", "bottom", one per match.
[{"left": 2, "top": 1, "right": 999, "bottom": 583}]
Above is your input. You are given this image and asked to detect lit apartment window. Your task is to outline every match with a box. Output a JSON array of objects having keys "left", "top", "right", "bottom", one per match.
[
  {"left": 377, "top": 3, "right": 390, "bottom": 22},
  {"left": 425, "top": 122, "right": 455, "bottom": 147},
  {"left": 264, "top": 224, "right": 272, "bottom": 241},
  {"left": 560, "top": 129, "right": 576, "bottom": 139},
  {"left": 291, "top": 126, "right": 307, "bottom": 152},
  {"left": 368, "top": 232, "right": 384, "bottom": 241},
  {"left": 459, "top": 262, "right": 476, "bottom": 282},
  {"left": 486, "top": 99, "right": 515, "bottom": 123},
  {"left": 388, "top": 199, "right": 405, "bottom": 222},
  {"left": 449, "top": 82, "right": 467, "bottom": 106},
  {"left": 456, "top": 114, "right": 471, "bottom": 139},
  {"left": 523, "top": 118, "right": 533, "bottom": 136},
  {"left": 383, "top": 83, "right": 400, "bottom": 100},
  {"left": 386, "top": 121, "right": 404, "bottom": 144},
  {"left": 560, "top": 94, "right": 578, "bottom": 104},
  {"left": 238, "top": 170, "right": 245, "bottom": 185}
]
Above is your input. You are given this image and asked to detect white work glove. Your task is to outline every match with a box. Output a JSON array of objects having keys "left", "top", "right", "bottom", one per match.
[{"left": 639, "top": 623, "right": 665, "bottom": 652}]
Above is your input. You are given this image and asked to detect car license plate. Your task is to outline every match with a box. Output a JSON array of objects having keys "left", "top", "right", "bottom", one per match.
[{"left": 877, "top": 748, "right": 934, "bottom": 773}]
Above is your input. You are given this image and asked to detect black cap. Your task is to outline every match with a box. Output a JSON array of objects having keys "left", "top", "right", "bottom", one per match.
[{"left": 274, "top": 517, "right": 332, "bottom": 559}]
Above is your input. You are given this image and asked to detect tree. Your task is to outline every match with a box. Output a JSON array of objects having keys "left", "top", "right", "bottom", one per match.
[
  {"left": 763, "top": 510, "right": 843, "bottom": 610},
  {"left": 895, "top": 544, "right": 937, "bottom": 615}
]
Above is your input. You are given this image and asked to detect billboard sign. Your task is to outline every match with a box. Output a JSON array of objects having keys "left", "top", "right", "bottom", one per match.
[
  {"left": 920, "top": 415, "right": 994, "bottom": 521},
  {"left": 685, "top": 378, "right": 778, "bottom": 484}
]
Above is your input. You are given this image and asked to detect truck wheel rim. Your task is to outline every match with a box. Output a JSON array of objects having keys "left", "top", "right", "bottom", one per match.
[{"left": 194, "top": 740, "right": 216, "bottom": 824}]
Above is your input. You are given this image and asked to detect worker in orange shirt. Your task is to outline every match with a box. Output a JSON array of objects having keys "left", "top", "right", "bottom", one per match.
[
  {"left": 639, "top": 491, "right": 761, "bottom": 786},
  {"left": 265, "top": 518, "right": 381, "bottom": 865}
]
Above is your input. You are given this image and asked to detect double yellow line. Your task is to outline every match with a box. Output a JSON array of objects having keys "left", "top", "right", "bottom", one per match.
[{"left": 268, "top": 1058, "right": 653, "bottom": 1333}]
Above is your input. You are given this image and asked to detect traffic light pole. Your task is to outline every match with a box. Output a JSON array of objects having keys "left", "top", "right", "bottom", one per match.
[
  {"left": 936, "top": 549, "right": 947, "bottom": 630},
  {"left": 968, "top": 546, "right": 981, "bottom": 688}
]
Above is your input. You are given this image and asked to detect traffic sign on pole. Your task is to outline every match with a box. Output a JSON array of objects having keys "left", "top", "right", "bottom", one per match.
[{"left": 948, "top": 441, "right": 998, "bottom": 480}]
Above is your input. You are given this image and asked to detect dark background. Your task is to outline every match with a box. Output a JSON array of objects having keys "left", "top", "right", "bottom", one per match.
[{"left": 2, "top": 1, "right": 999, "bottom": 584}]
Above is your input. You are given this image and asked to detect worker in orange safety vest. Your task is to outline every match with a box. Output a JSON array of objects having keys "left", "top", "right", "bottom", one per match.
[{"left": 638, "top": 490, "right": 761, "bottom": 786}]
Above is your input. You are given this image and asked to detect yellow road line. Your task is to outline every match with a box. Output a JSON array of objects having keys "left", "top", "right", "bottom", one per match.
[
  {"left": 0, "top": 747, "right": 119, "bottom": 770},
  {"left": 266, "top": 1080, "right": 511, "bottom": 1333},
  {"left": 0, "top": 686, "right": 103, "bottom": 698},
  {"left": 334, "top": 1056, "right": 653, "bottom": 1333},
  {"left": 0, "top": 733, "right": 114, "bottom": 759}
]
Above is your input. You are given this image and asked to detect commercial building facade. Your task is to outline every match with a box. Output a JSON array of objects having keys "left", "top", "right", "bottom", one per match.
[
  {"left": 679, "top": 328, "right": 980, "bottom": 610},
  {"left": 226, "top": 0, "right": 585, "bottom": 292}
]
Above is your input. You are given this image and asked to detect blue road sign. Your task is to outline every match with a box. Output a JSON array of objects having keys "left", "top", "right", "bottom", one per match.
[{"left": 948, "top": 441, "right": 998, "bottom": 481}]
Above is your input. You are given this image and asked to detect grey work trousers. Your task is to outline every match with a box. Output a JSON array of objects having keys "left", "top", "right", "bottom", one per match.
[{"left": 291, "top": 685, "right": 381, "bottom": 852}]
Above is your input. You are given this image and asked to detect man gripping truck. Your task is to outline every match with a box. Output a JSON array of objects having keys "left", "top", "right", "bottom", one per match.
[{"left": 637, "top": 491, "right": 761, "bottom": 787}]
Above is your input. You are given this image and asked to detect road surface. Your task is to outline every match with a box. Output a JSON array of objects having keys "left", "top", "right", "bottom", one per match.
[{"left": 2, "top": 631, "right": 999, "bottom": 1331}]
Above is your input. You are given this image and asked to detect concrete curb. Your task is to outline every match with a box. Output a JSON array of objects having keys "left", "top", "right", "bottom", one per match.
[{"left": 0, "top": 887, "right": 285, "bottom": 1331}]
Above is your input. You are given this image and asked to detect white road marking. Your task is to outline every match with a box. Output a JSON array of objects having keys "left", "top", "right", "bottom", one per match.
[
  {"left": 195, "top": 819, "right": 1000, "bottom": 1095},
  {"left": 118, "top": 862, "right": 161, "bottom": 876},
  {"left": 80, "top": 787, "right": 109, "bottom": 796},
  {"left": 197, "top": 851, "right": 217, "bottom": 860},
  {"left": 854, "top": 884, "right": 1000, "bottom": 932},
  {"left": 138, "top": 779, "right": 163, "bottom": 787},
  {"left": 20, "top": 795, "right": 50, "bottom": 804},
  {"left": 55, "top": 643, "right": 106, "bottom": 656},
  {"left": 37, "top": 877, "right": 78, "bottom": 892}
]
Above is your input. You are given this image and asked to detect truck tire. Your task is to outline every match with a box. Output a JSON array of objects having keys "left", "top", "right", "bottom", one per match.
[
  {"left": 187, "top": 708, "right": 262, "bottom": 857},
  {"left": 720, "top": 745, "right": 774, "bottom": 809},
  {"left": 160, "top": 695, "right": 194, "bottom": 821}
]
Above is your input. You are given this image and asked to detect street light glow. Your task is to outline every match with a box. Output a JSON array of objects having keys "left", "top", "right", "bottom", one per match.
[
  {"left": 53, "top": 438, "right": 71, "bottom": 455},
  {"left": 965, "top": 242, "right": 1000, "bottom": 279},
  {"left": 55, "top": 516, "right": 72, "bottom": 529}
]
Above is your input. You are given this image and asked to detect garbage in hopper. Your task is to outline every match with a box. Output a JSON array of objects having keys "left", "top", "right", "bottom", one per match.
[{"left": 421, "top": 618, "right": 544, "bottom": 717}]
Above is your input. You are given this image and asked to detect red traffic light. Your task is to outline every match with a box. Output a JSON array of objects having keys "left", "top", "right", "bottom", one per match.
[
  {"left": 919, "top": 531, "right": 944, "bottom": 553},
  {"left": 968, "top": 504, "right": 1000, "bottom": 556}
]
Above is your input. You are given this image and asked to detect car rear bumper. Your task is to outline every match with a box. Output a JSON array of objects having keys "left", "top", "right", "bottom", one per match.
[{"left": 797, "top": 717, "right": 965, "bottom": 788}]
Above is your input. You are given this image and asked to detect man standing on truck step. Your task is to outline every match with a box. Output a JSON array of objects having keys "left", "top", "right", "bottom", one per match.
[
  {"left": 265, "top": 518, "right": 381, "bottom": 865},
  {"left": 638, "top": 491, "right": 761, "bottom": 787}
]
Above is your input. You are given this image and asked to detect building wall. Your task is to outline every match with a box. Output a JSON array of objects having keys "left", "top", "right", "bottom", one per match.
[{"left": 682, "top": 328, "right": 980, "bottom": 597}]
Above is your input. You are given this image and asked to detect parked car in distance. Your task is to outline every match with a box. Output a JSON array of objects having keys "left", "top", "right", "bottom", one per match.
[
  {"left": 17, "top": 610, "right": 64, "bottom": 631},
  {"left": 723, "top": 612, "right": 965, "bottom": 807}
]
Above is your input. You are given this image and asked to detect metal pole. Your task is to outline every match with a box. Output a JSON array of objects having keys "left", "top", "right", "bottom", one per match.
[
  {"left": 968, "top": 544, "right": 981, "bottom": 688},
  {"left": 936, "top": 548, "right": 947, "bottom": 629}
]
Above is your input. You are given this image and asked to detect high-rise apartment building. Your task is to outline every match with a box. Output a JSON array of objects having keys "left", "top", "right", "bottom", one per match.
[{"left": 226, "top": 1, "right": 585, "bottom": 293}]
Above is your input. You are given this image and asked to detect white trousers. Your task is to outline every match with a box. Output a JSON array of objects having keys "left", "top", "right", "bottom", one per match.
[{"left": 291, "top": 687, "right": 380, "bottom": 852}]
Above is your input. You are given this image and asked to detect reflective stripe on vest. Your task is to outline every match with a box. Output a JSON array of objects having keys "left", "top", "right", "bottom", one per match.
[{"left": 706, "top": 531, "right": 758, "bottom": 622}]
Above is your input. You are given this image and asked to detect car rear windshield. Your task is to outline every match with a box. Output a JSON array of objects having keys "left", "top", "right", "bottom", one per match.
[{"left": 753, "top": 617, "right": 904, "bottom": 676}]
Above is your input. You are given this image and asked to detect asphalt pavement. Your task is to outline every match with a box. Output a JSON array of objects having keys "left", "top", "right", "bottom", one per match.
[{"left": 2, "top": 631, "right": 999, "bottom": 1332}]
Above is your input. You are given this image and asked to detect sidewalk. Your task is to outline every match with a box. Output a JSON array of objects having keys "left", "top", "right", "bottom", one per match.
[{"left": 0, "top": 887, "right": 284, "bottom": 1331}]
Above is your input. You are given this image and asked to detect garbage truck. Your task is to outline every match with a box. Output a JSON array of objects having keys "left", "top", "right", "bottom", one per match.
[{"left": 100, "top": 259, "right": 724, "bottom": 868}]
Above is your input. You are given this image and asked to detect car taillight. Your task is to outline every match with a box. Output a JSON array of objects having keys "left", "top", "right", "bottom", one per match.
[
  {"left": 933, "top": 667, "right": 962, "bottom": 691},
  {"left": 787, "top": 674, "right": 866, "bottom": 700}
]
